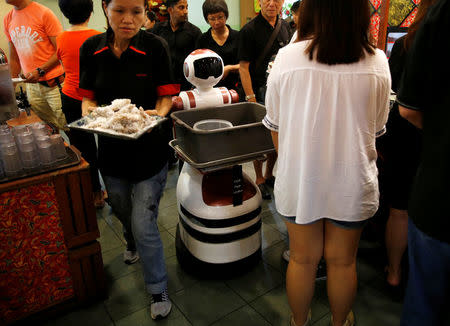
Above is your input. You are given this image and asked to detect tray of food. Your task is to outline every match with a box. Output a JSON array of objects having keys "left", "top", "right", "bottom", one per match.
[{"left": 67, "top": 99, "right": 167, "bottom": 140}]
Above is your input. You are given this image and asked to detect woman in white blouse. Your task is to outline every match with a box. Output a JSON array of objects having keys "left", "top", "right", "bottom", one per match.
[{"left": 263, "top": 0, "right": 391, "bottom": 325}]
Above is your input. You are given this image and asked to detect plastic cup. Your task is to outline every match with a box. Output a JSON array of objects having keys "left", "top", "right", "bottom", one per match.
[
  {"left": 18, "top": 141, "right": 40, "bottom": 169},
  {"left": 1, "top": 142, "right": 22, "bottom": 175},
  {"left": 36, "top": 136, "right": 54, "bottom": 165},
  {"left": 0, "top": 129, "right": 14, "bottom": 144},
  {"left": 31, "top": 122, "right": 49, "bottom": 138},
  {"left": 193, "top": 119, "right": 233, "bottom": 131},
  {"left": 50, "top": 134, "right": 67, "bottom": 160},
  {"left": 12, "top": 125, "right": 30, "bottom": 138},
  {"left": 16, "top": 131, "right": 35, "bottom": 145}
]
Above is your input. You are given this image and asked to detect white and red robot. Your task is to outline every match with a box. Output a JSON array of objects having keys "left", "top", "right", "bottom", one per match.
[{"left": 172, "top": 49, "right": 239, "bottom": 110}]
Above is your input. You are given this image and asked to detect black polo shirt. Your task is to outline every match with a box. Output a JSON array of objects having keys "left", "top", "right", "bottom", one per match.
[
  {"left": 238, "top": 14, "right": 291, "bottom": 91},
  {"left": 79, "top": 30, "right": 179, "bottom": 181},
  {"left": 397, "top": 0, "right": 450, "bottom": 244},
  {"left": 196, "top": 25, "right": 239, "bottom": 90},
  {"left": 151, "top": 21, "right": 202, "bottom": 91}
]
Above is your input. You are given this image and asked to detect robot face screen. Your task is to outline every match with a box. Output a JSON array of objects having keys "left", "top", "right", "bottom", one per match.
[{"left": 193, "top": 57, "right": 223, "bottom": 80}]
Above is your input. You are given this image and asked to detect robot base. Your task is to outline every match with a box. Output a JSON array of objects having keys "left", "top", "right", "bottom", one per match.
[{"left": 175, "top": 224, "right": 262, "bottom": 279}]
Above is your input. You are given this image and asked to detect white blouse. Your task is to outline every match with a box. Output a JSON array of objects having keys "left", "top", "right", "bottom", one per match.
[{"left": 263, "top": 41, "right": 391, "bottom": 224}]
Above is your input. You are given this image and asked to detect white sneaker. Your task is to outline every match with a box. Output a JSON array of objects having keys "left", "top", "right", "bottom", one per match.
[
  {"left": 150, "top": 289, "right": 172, "bottom": 320},
  {"left": 282, "top": 249, "right": 290, "bottom": 262},
  {"left": 123, "top": 250, "right": 139, "bottom": 265}
]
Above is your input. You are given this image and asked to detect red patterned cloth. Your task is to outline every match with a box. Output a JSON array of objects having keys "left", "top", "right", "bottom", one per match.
[
  {"left": 369, "top": 0, "right": 382, "bottom": 44},
  {"left": 0, "top": 182, "right": 74, "bottom": 323}
]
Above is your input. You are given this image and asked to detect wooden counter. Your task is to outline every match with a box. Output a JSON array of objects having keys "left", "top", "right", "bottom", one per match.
[{"left": 0, "top": 158, "right": 106, "bottom": 325}]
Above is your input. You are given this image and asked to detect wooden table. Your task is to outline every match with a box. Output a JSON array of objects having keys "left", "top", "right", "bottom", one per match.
[{"left": 0, "top": 157, "right": 106, "bottom": 324}]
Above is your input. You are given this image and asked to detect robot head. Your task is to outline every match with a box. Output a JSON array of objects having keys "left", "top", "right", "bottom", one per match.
[{"left": 183, "top": 49, "right": 224, "bottom": 90}]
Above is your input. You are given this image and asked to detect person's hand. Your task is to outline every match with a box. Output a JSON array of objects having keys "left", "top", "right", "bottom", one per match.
[
  {"left": 82, "top": 106, "right": 96, "bottom": 117},
  {"left": 145, "top": 109, "right": 159, "bottom": 116},
  {"left": 23, "top": 69, "right": 40, "bottom": 83}
]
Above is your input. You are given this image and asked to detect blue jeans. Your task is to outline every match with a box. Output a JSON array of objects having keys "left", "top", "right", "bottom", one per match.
[
  {"left": 103, "top": 164, "right": 168, "bottom": 294},
  {"left": 401, "top": 219, "right": 450, "bottom": 326}
]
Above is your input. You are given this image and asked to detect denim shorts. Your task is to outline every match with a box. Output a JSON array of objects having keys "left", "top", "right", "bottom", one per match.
[{"left": 281, "top": 215, "right": 368, "bottom": 230}]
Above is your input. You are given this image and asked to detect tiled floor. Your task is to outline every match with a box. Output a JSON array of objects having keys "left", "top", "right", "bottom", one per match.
[{"left": 42, "top": 163, "right": 403, "bottom": 326}]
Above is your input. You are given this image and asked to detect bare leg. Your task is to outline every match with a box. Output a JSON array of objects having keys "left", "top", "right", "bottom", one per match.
[
  {"left": 285, "top": 220, "right": 324, "bottom": 326},
  {"left": 264, "top": 152, "right": 277, "bottom": 179},
  {"left": 385, "top": 208, "right": 408, "bottom": 286},
  {"left": 324, "top": 220, "right": 363, "bottom": 326},
  {"left": 253, "top": 159, "right": 265, "bottom": 185}
]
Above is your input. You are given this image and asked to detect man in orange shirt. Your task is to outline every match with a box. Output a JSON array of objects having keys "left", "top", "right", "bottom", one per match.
[{"left": 3, "top": 0, "right": 67, "bottom": 131}]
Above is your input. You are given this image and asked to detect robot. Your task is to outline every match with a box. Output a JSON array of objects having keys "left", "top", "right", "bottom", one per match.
[
  {"left": 172, "top": 49, "right": 239, "bottom": 110},
  {"left": 172, "top": 50, "right": 263, "bottom": 277}
]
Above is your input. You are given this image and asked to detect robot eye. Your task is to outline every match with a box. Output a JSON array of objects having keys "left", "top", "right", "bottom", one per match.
[{"left": 193, "top": 57, "right": 222, "bottom": 80}]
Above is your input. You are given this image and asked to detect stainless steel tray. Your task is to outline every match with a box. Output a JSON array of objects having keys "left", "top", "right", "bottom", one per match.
[{"left": 67, "top": 115, "right": 167, "bottom": 140}]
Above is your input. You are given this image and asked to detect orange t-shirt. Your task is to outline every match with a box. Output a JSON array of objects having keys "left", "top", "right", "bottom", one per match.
[
  {"left": 57, "top": 29, "right": 100, "bottom": 100},
  {"left": 3, "top": 1, "right": 64, "bottom": 81}
]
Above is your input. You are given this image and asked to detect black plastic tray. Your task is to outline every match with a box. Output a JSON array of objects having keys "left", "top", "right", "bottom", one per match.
[
  {"left": 170, "top": 103, "right": 275, "bottom": 165},
  {"left": 0, "top": 145, "right": 81, "bottom": 183}
]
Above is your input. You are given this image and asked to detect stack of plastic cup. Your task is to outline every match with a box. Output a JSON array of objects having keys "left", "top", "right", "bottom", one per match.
[
  {"left": 50, "top": 134, "right": 68, "bottom": 161},
  {"left": 35, "top": 135, "right": 54, "bottom": 166},
  {"left": 16, "top": 131, "right": 40, "bottom": 170},
  {"left": 30, "top": 122, "right": 49, "bottom": 138},
  {"left": 0, "top": 141, "right": 22, "bottom": 176}
]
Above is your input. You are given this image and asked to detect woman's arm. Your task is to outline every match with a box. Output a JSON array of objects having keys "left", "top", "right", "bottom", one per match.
[
  {"left": 145, "top": 96, "right": 172, "bottom": 117},
  {"left": 271, "top": 131, "right": 279, "bottom": 153},
  {"left": 223, "top": 64, "right": 240, "bottom": 79},
  {"left": 81, "top": 97, "right": 97, "bottom": 116}
]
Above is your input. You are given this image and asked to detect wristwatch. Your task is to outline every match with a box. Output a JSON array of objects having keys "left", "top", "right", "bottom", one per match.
[
  {"left": 36, "top": 67, "right": 45, "bottom": 77},
  {"left": 245, "top": 94, "right": 256, "bottom": 101}
]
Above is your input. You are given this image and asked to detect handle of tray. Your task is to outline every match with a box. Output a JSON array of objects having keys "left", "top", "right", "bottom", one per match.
[{"left": 168, "top": 139, "right": 196, "bottom": 165}]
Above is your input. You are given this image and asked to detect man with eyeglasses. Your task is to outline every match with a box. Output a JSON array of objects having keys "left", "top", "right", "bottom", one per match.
[
  {"left": 238, "top": 0, "right": 292, "bottom": 200},
  {"left": 151, "top": 0, "right": 201, "bottom": 91}
]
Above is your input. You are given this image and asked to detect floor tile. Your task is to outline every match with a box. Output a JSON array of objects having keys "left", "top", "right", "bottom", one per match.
[
  {"left": 352, "top": 284, "right": 402, "bottom": 326},
  {"left": 261, "top": 209, "right": 288, "bottom": 236},
  {"left": 102, "top": 245, "right": 142, "bottom": 281},
  {"left": 115, "top": 303, "right": 191, "bottom": 326},
  {"left": 165, "top": 166, "right": 179, "bottom": 190},
  {"left": 261, "top": 223, "right": 286, "bottom": 251},
  {"left": 250, "top": 284, "right": 329, "bottom": 325},
  {"left": 158, "top": 203, "right": 179, "bottom": 230},
  {"left": 171, "top": 281, "right": 246, "bottom": 326},
  {"left": 40, "top": 303, "right": 113, "bottom": 326},
  {"left": 166, "top": 255, "right": 199, "bottom": 294},
  {"left": 210, "top": 305, "right": 271, "bottom": 326},
  {"left": 166, "top": 226, "right": 177, "bottom": 238},
  {"left": 262, "top": 240, "right": 289, "bottom": 274},
  {"left": 159, "top": 187, "right": 177, "bottom": 210},
  {"left": 104, "top": 271, "right": 148, "bottom": 321},
  {"left": 161, "top": 229, "right": 176, "bottom": 259},
  {"left": 97, "top": 216, "right": 125, "bottom": 253},
  {"left": 225, "top": 260, "right": 283, "bottom": 302}
]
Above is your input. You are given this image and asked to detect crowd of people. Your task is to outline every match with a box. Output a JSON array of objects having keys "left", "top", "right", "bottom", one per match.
[{"left": 2, "top": 0, "right": 449, "bottom": 324}]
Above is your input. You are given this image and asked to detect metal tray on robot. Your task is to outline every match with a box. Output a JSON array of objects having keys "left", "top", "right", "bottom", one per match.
[{"left": 170, "top": 102, "right": 275, "bottom": 169}]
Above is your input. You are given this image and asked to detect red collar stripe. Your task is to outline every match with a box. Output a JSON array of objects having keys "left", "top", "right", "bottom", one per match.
[
  {"left": 93, "top": 47, "right": 108, "bottom": 55},
  {"left": 129, "top": 46, "right": 146, "bottom": 55}
]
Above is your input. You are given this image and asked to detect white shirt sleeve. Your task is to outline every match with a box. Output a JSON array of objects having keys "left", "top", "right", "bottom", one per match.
[{"left": 263, "top": 51, "right": 282, "bottom": 132}]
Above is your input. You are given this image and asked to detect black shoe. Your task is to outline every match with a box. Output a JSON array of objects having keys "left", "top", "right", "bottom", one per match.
[
  {"left": 258, "top": 183, "right": 271, "bottom": 200},
  {"left": 316, "top": 260, "right": 327, "bottom": 281},
  {"left": 265, "top": 176, "right": 275, "bottom": 188}
]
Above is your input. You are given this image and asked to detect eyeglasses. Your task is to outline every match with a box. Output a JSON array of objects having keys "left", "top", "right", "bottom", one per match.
[{"left": 207, "top": 14, "right": 226, "bottom": 22}]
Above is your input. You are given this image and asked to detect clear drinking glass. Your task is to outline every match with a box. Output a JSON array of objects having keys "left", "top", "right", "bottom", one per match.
[{"left": 50, "top": 134, "right": 67, "bottom": 160}]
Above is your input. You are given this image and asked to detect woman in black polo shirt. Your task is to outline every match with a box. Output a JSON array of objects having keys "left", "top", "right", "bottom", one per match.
[
  {"left": 196, "top": 0, "right": 239, "bottom": 91},
  {"left": 79, "top": 0, "right": 179, "bottom": 320}
]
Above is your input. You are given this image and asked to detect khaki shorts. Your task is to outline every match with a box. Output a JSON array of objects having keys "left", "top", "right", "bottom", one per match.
[{"left": 25, "top": 83, "right": 67, "bottom": 130}]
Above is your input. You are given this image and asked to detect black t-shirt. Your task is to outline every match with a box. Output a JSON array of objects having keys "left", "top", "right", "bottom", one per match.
[
  {"left": 151, "top": 21, "right": 202, "bottom": 91},
  {"left": 79, "top": 30, "right": 179, "bottom": 181},
  {"left": 196, "top": 25, "right": 239, "bottom": 91},
  {"left": 237, "top": 14, "right": 292, "bottom": 91},
  {"left": 397, "top": 0, "right": 450, "bottom": 244}
]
